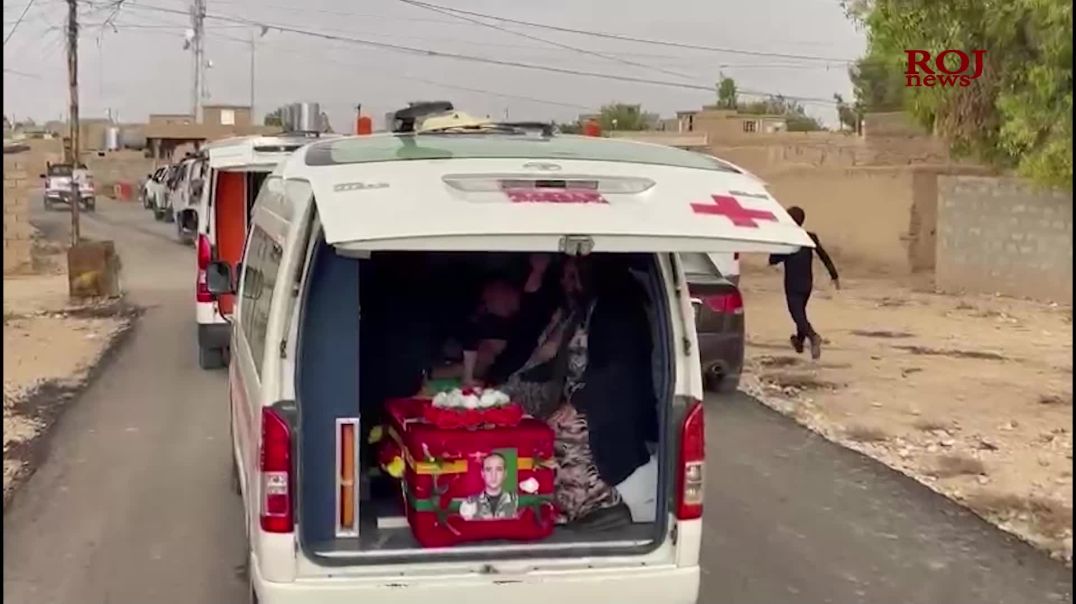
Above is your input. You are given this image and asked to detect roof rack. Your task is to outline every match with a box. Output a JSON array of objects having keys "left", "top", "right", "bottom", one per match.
[
  {"left": 492, "top": 121, "right": 556, "bottom": 137},
  {"left": 391, "top": 101, "right": 455, "bottom": 133}
]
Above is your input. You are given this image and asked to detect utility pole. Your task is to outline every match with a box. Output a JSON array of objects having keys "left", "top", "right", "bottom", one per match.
[
  {"left": 189, "top": 0, "right": 206, "bottom": 121},
  {"left": 65, "top": 0, "right": 80, "bottom": 245}
]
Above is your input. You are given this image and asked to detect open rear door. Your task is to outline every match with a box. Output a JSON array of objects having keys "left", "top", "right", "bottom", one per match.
[
  {"left": 312, "top": 158, "right": 813, "bottom": 255},
  {"left": 214, "top": 171, "right": 247, "bottom": 315}
]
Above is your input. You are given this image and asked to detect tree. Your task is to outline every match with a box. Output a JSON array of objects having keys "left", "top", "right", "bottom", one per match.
[
  {"left": 739, "top": 94, "right": 824, "bottom": 131},
  {"left": 834, "top": 93, "right": 862, "bottom": 133},
  {"left": 598, "top": 103, "right": 655, "bottom": 131},
  {"left": 716, "top": 73, "right": 737, "bottom": 109},
  {"left": 557, "top": 121, "right": 583, "bottom": 134},
  {"left": 264, "top": 109, "right": 282, "bottom": 127},
  {"left": 846, "top": 0, "right": 1072, "bottom": 187}
]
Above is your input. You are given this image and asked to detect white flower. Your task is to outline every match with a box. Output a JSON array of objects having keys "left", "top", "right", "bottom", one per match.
[
  {"left": 519, "top": 477, "right": 540, "bottom": 494},
  {"left": 461, "top": 393, "right": 480, "bottom": 409},
  {"left": 477, "top": 391, "right": 498, "bottom": 409},
  {"left": 432, "top": 391, "right": 452, "bottom": 408}
]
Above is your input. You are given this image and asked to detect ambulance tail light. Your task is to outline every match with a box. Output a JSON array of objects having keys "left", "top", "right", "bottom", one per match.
[
  {"left": 260, "top": 407, "right": 294, "bottom": 533},
  {"left": 196, "top": 234, "right": 214, "bottom": 303},
  {"left": 676, "top": 400, "right": 705, "bottom": 520},
  {"left": 335, "top": 418, "right": 360, "bottom": 537}
]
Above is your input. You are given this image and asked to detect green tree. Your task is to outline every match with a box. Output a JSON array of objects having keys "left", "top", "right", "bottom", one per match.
[
  {"left": 557, "top": 121, "right": 583, "bottom": 134},
  {"left": 598, "top": 103, "right": 654, "bottom": 131},
  {"left": 739, "top": 94, "right": 824, "bottom": 131},
  {"left": 716, "top": 73, "right": 738, "bottom": 109},
  {"left": 264, "top": 109, "right": 283, "bottom": 127},
  {"left": 846, "top": 0, "right": 1072, "bottom": 187},
  {"left": 834, "top": 93, "right": 862, "bottom": 133}
]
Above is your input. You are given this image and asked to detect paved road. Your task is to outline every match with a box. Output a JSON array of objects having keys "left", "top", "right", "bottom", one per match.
[{"left": 5, "top": 200, "right": 1072, "bottom": 604}]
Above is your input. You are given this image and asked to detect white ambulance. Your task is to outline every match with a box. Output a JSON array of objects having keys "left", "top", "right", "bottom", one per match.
[
  {"left": 193, "top": 131, "right": 338, "bottom": 369},
  {"left": 205, "top": 108, "right": 812, "bottom": 603}
]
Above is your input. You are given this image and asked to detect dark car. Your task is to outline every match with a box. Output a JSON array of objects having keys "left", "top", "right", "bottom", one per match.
[{"left": 681, "top": 253, "right": 744, "bottom": 393}]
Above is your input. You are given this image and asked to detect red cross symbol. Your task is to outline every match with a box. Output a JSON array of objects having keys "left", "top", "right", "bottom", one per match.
[{"left": 691, "top": 194, "right": 777, "bottom": 228}]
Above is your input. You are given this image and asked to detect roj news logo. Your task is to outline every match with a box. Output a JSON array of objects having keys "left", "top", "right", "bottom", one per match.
[{"left": 904, "top": 49, "right": 986, "bottom": 87}]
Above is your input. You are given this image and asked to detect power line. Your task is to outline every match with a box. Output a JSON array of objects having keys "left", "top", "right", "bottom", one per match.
[
  {"left": 125, "top": 3, "right": 840, "bottom": 105},
  {"left": 207, "top": 31, "right": 596, "bottom": 113},
  {"left": 400, "top": 0, "right": 857, "bottom": 64},
  {"left": 4, "top": 0, "right": 36, "bottom": 46},
  {"left": 395, "top": 0, "right": 696, "bottom": 81}
]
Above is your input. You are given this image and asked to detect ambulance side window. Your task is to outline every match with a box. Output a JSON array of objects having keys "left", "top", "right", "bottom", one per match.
[{"left": 239, "top": 226, "right": 282, "bottom": 376}]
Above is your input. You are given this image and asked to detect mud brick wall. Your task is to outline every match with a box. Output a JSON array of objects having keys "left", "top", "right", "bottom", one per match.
[
  {"left": 3, "top": 151, "right": 32, "bottom": 274},
  {"left": 937, "top": 176, "right": 1073, "bottom": 303}
]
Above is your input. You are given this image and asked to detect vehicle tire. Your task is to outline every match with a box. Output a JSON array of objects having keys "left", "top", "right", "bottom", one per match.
[
  {"left": 703, "top": 371, "right": 722, "bottom": 393},
  {"left": 83, "top": 200, "right": 95, "bottom": 213},
  {"left": 198, "top": 345, "right": 226, "bottom": 370}
]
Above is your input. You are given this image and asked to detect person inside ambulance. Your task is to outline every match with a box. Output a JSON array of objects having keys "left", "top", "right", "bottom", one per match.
[
  {"left": 433, "top": 253, "right": 559, "bottom": 387},
  {"left": 487, "top": 255, "right": 658, "bottom": 527}
]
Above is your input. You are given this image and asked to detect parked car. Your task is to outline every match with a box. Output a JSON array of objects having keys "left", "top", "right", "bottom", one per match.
[
  {"left": 42, "top": 162, "right": 95, "bottom": 212},
  {"left": 142, "top": 167, "right": 168, "bottom": 210},
  {"left": 202, "top": 107, "right": 811, "bottom": 603},
  {"left": 681, "top": 252, "right": 744, "bottom": 393},
  {"left": 172, "top": 154, "right": 207, "bottom": 245},
  {"left": 153, "top": 163, "right": 179, "bottom": 222}
]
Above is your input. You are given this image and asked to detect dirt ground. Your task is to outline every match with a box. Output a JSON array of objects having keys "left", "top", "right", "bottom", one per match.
[
  {"left": 2, "top": 234, "right": 131, "bottom": 500},
  {"left": 737, "top": 265, "right": 1073, "bottom": 564}
]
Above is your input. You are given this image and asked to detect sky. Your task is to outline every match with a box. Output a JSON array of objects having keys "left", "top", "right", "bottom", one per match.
[{"left": 3, "top": 0, "right": 866, "bottom": 131}]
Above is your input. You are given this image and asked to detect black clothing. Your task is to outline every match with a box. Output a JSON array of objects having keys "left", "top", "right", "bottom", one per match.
[
  {"left": 768, "top": 232, "right": 839, "bottom": 294},
  {"left": 490, "top": 262, "right": 658, "bottom": 487},
  {"left": 786, "top": 290, "right": 815, "bottom": 343}
]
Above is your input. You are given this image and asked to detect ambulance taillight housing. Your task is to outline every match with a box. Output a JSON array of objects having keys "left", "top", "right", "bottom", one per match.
[
  {"left": 676, "top": 400, "right": 705, "bottom": 520},
  {"left": 260, "top": 407, "right": 294, "bottom": 533},
  {"left": 196, "top": 234, "right": 214, "bottom": 303}
]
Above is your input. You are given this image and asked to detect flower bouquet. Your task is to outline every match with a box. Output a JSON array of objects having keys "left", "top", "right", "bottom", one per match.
[{"left": 424, "top": 387, "right": 524, "bottom": 429}]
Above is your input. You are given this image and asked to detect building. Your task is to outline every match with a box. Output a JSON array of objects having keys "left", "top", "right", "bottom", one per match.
[
  {"left": 674, "top": 107, "right": 788, "bottom": 140},
  {"left": 143, "top": 105, "right": 280, "bottom": 164}
]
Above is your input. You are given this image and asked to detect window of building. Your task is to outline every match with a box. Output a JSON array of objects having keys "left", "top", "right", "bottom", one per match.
[
  {"left": 220, "top": 109, "right": 236, "bottom": 126},
  {"left": 742, "top": 120, "right": 758, "bottom": 133},
  {"left": 687, "top": 115, "right": 695, "bottom": 132}
]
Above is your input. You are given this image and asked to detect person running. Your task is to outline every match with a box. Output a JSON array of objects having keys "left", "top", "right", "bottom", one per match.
[{"left": 768, "top": 206, "right": 840, "bottom": 360}]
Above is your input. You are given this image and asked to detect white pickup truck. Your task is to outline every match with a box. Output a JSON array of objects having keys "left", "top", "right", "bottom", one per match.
[{"left": 42, "top": 162, "right": 95, "bottom": 212}]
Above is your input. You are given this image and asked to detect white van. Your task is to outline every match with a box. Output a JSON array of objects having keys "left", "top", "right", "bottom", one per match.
[
  {"left": 193, "top": 134, "right": 336, "bottom": 369},
  {"left": 205, "top": 126, "right": 811, "bottom": 603}
]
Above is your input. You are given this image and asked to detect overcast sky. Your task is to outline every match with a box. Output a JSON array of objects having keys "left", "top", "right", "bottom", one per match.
[{"left": 4, "top": 0, "right": 865, "bottom": 130}]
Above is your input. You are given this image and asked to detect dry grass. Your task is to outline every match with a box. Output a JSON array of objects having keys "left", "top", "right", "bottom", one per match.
[
  {"left": 931, "top": 454, "right": 987, "bottom": 478},
  {"left": 968, "top": 492, "right": 1074, "bottom": 540},
  {"left": 844, "top": 424, "right": 890, "bottom": 443},
  {"left": 913, "top": 418, "right": 955, "bottom": 432},
  {"left": 1039, "top": 393, "right": 1072, "bottom": 407}
]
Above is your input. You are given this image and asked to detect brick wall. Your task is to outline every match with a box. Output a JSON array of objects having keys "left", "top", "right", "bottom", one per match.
[
  {"left": 937, "top": 176, "right": 1073, "bottom": 303},
  {"left": 3, "top": 151, "right": 32, "bottom": 274}
]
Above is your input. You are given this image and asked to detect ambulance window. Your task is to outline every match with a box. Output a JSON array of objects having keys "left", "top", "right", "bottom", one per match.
[{"left": 239, "top": 226, "right": 283, "bottom": 375}]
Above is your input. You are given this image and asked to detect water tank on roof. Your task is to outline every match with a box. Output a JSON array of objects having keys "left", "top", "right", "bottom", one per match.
[{"left": 105, "top": 126, "right": 121, "bottom": 151}]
